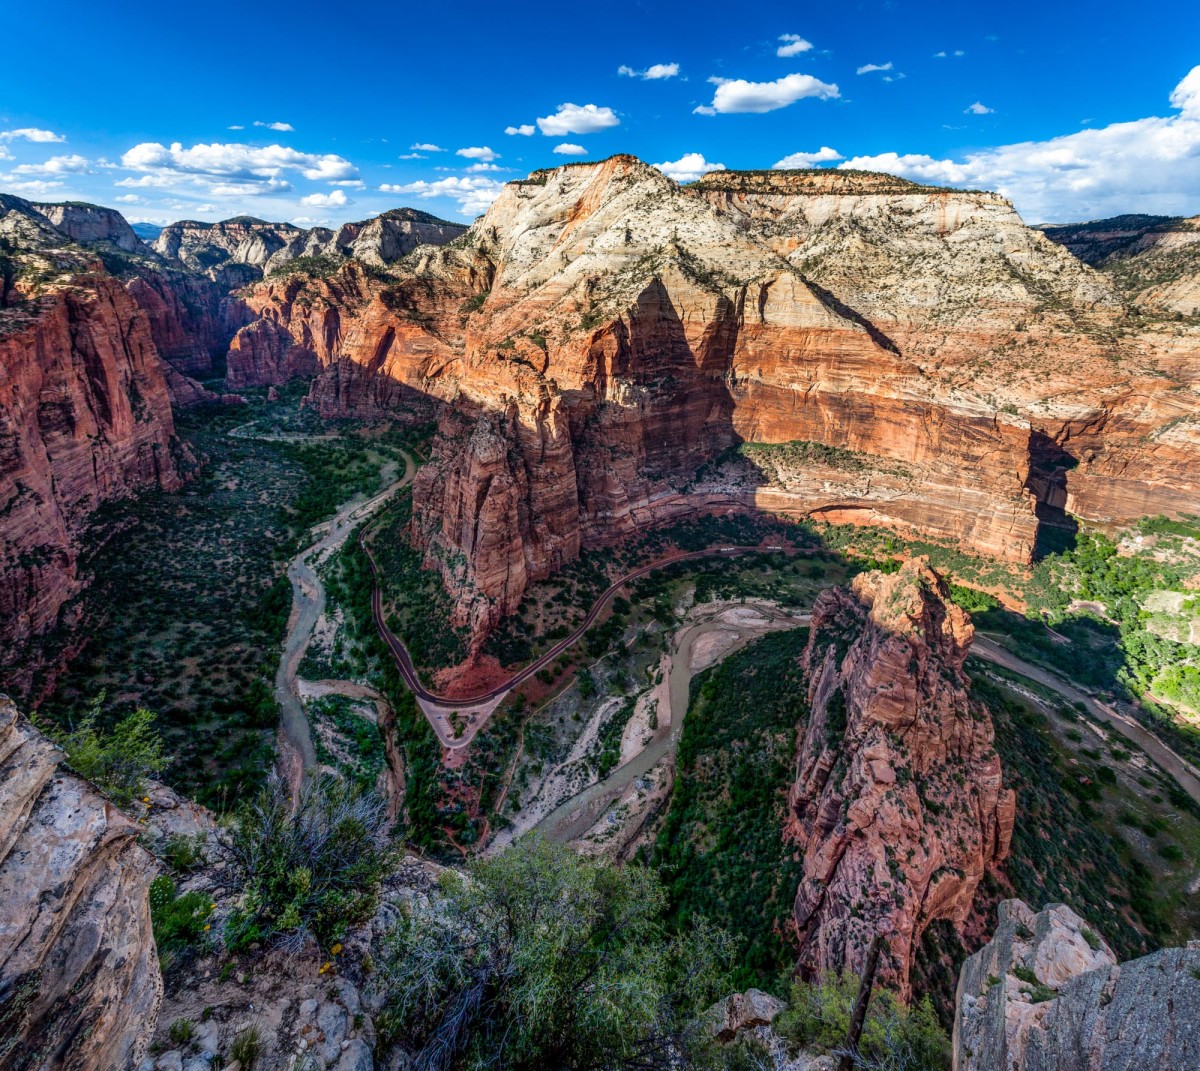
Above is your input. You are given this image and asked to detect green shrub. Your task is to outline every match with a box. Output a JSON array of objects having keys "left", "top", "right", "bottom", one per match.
[
  {"left": 375, "top": 837, "right": 736, "bottom": 1071},
  {"left": 168, "top": 1018, "right": 196, "bottom": 1047},
  {"left": 229, "top": 1025, "right": 263, "bottom": 1070},
  {"left": 163, "top": 832, "right": 208, "bottom": 873},
  {"left": 775, "top": 973, "right": 951, "bottom": 1070},
  {"left": 40, "top": 696, "right": 166, "bottom": 806},
  {"left": 225, "top": 774, "right": 395, "bottom": 951},
  {"left": 149, "top": 876, "right": 213, "bottom": 972}
]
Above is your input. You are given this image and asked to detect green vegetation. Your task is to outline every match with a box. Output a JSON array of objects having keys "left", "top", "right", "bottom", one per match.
[
  {"left": 652, "top": 629, "right": 810, "bottom": 990},
  {"left": 149, "top": 875, "right": 213, "bottom": 975},
  {"left": 22, "top": 397, "right": 415, "bottom": 807},
  {"left": 225, "top": 774, "right": 395, "bottom": 951},
  {"left": 309, "top": 695, "right": 387, "bottom": 790},
  {"left": 737, "top": 439, "right": 911, "bottom": 480},
  {"left": 775, "top": 973, "right": 950, "bottom": 1071},
  {"left": 39, "top": 697, "right": 166, "bottom": 807},
  {"left": 266, "top": 254, "right": 346, "bottom": 279},
  {"left": 229, "top": 1025, "right": 263, "bottom": 1071},
  {"left": 366, "top": 490, "right": 470, "bottom": 678},
  {"left": 376, "top": 837, "right": 736, "bottom": 1071}
]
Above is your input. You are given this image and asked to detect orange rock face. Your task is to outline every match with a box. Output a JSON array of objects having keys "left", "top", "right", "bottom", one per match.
[
  {"left": 0, "top": 274, "right": 183, "bottom": 669},
  {"left": 786, "top": 559, "right": 1015, "bottom": 995},
  {"left": 222, "top": 158, "right": 1200, "bottom": 642}
]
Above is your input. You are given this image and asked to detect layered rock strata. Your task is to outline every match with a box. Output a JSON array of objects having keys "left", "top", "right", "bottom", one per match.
[
  {"left": 0, "top": 695, "right": 161, "bottom": 1071},
  {"left": 786, "top": 559, "right": 1015, "bottom": 994},
  {"left": 953, "top": 898, "right": 1200, "bottom": 1071}
]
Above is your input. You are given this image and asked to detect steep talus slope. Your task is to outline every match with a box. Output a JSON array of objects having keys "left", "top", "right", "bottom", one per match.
[
  {"left": 954, "top": 898, "right": 1200, "bottom": 1071},
  {"left": 786, "top": 559, "right": 1015, "bottom": 995},
  {"left": 0, "top": 696, "right": 161, "bottom": 1071},
  {"left": 0, "top": 196, "right": 196, "bottom": 671}
]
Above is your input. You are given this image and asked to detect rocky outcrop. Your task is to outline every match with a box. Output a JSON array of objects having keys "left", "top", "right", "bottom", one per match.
[
  {"left": 0, "top": 264, "right": 184, "bottom": 669},
  {"left": 0, "top": 695, "right": 162, "bottom": 1071},
  {"left": 953, "top": 899, "right": 1200, "bottom": 1071},
  {"left": 786, "top": 559, "right": 1015, "bottom": 996},
  {"left": 126, "top": 271, "right": 247, "bottom": 380},
  {"left": 31, "top": 201, "right": 149, "bottom": 254},
  {"left": 153, "top": 209, "right": 466, "bottom": 287}
]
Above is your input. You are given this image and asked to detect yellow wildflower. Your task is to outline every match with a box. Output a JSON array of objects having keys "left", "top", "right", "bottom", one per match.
[{"left": 330, "top": 943, "right": 343, "bottom": 956}]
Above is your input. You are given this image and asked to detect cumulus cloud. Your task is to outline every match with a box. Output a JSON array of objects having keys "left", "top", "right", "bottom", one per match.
[
  {"left": 694, "top": 73, "right": 839, "bottom": 115},
  {"left": 553, "top": 143, "right": 587, "bottom": 155},
  {"left": 618, "top": 62, "right": 679, "bottom": 80},
  {"left": 773, "top": 146, "right": 844, "bottom": 169},
  {"left": 857, "top": 62, "right": 893, "bottom": 75},
  {"left": 380, "top": 175, "right": 504, "bottom": 216},
  {"left": 505, "top": 124, "right": 536, "bottom": 136},
  {"left": 11, "top": 153, "right": 92, "bottom": 175},
  {"left": 536, "top": 103, "right": 620, "bottom": 136},
  {"left": 965, "top": 102, "right": 994, "bottom": 115},
  {"left": 837, "top": 65, "right": 1200, "bottom": 221},
  {"left": 410, "top": 143, "right": 444, "bottom": 152},
  {"left": 117, "top": 141, "right": 359, "bottom": 196},
  {"left": 457, "top": 146, "right": 499, "bottom": 162},
  {"left": 299, "top": 189, "right": 350, "bottom": 207},
  {"left": 0, "top": 127, "right": 66, "bottom": 143},
  {"left": 465, "top": 162, "right": 504, "bottom": 171},
  {"left": 228, "top": 124, "right": 246, "bottom": 130},
  {"left": 652, "top": 152, "right": 725, "bottom": 183},
  {"left": 0, "top": 178, "right": 66, "bottom": 195},
  {"left": 254, "top": 120, "right": 294, "bottom": 132},
  {"left": 776, "top": 34, "right": 813, "bottom": 58},
  {"left": 398, "top": 152, "right": 426, "bottom": 159}
]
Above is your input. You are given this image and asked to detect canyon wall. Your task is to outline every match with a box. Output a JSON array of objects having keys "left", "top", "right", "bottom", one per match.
[
  {"left": 0, "top": 271, "right": 184, "bottom": 668},
  {"left": 786, "top": 559, "right": 1014, "bottom": 995},
  {"left": 0, "top": 696, "right": 162, "bottom": 1071}
]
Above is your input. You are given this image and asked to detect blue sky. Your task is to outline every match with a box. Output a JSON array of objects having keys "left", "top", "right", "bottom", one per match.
[{"left": 2, "top": 0, "right": 1199, "bottom": 226}]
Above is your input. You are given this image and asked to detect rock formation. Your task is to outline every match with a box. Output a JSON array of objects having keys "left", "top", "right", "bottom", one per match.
[
  {"left": 217, "top": 157, "right": 1200, "bottom": 644},
  {"left": 953, "top": 899, "right": 1200, "bottom": 1070},
  {"left": 1041, "top": 213, "right": 1200, "bottom": 317},
  {"left": 0, "top": 695, "right": 162, "bottom": 1071},
  {"left": 0, "top": 196, "right": 189, "bottom": 671},
  {"left": 30, "top": 201, "right": 149, "bottom": 254},
  {"left": 153, "top": 208, "right": 466, "bottom": 286},
  {"left": 786, "top": 559, "right": 1015, "bottom": 995}
]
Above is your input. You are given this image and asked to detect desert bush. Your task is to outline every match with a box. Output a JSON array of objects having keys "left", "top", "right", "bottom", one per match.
[
  {"left": 225, "top": 773, "right": 395, "bottom": 951},
  {"left": 150, "top": 876, "right": 213, "bottom": 973},
  {"left": 41, "top": 696, "right": 166, "bottom": 806},
  {"left": 375, "top": 836, "right": 736, "bottom": 1071}
]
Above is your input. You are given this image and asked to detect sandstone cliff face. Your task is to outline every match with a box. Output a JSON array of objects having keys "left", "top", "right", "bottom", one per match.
[
  {"left": 220, "top": 158, "right": 1200, "bottom": 643},
  {"left": 786, "top": 559, "right": 1014, "bottom": 995},
  {"left": 31, "top": 201, "right": 149, "bottom": 254},
  {"left": 0, "top": 695, "right": 162, "bottom": 1071},
  {"left": 953, "top": 899, "right": 1200, "bottom": 1071},
  {"left": 0, "top": 270, "right": 183, "bottom": 669}
]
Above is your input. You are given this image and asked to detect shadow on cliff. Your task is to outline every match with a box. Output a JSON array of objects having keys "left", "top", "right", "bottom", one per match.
[{"left": 1025, "top": 431, "right": 1080, "bottom": 561}]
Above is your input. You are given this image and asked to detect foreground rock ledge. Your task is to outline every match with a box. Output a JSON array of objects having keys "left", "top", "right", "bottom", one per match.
[{"left": 0, "top": 694, "right": 161, "bottom": 1071}]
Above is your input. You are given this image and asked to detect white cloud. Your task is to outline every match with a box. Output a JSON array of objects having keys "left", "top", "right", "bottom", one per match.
[
  {"left": 652, "top": 152, "right": 725, "bottom": 183},
  {"left": 299, "top": 189, "right": 350, "bottom": 207},
  {"left": 398, "top": 152, "right": 426, "bottom": 159},
  {"left": 291, "top": 215, "right": 329, "bottom": 225},
  {"left": 773, "top": 146, "right": 844, "bottom": 169},
  {"left": 776, "top": 34, "right": 813, "bottom": 58},
  {"left": 536, "top": 103, "right": 620, "bottom": 136},
  {"left": 410, "top": 142, "right": 444, "bottom": 152},
  {"left": 857, "top": 62, "right": 893, "bottom": 75},
  {"left": 380, "top": 176, "right": 503, "bottom": 216},
  {"left": 228, "top": 124, "right": 245, "bottom": 130},
  {"left": 552, "top": 143, "right": 587, "bottom": 155},
  {"left": 505, "top": 124, "right": 536, "bottom": 136},
  {"left": 118, "top": 141, "right": 359, "bottom": 196},
  {"left": 11, "top": 153, "right": 92, "bottom": 175},
  {"left": 965, "top": 102, "right": 994, "bottom": 115},
  {"left": 838, "top": 65, "right": 1200, "bottom": 221},
  {"left": 694, "top": 73, "right": 839, "bottom": 115},
  {"left": 329, "top": 179, "right": 364, "bottom": 187},
  {"left": 457, "top": 146, "right": 499, "bottom": 162},
  {"left": 114, "top": 194, "right": 142, "bottom": 203},
  {"left": 254, "top": 120, "right": 295, "bottom": 132},
  {"left": 0, "top": 127, "right": 66, "bottom": 143},
  {"left": 466, "top": 162, "right": 504, "bottom": 171},
  {"left": 0, "top": 178, "right": 66, "bottom": 195},
  {"left": 618, "top": 62, "right": 679, "bottom": 80}
]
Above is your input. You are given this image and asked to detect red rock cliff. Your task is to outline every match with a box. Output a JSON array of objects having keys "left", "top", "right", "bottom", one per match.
[
  {"left": 0, "top": 272, "right": 183, "bottom": 671},
  {"left": 787, "top": 558, "right": 1015, "bottom": 995}
]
